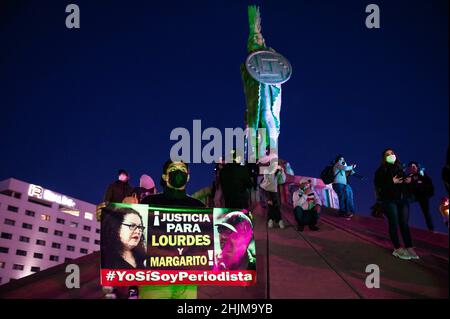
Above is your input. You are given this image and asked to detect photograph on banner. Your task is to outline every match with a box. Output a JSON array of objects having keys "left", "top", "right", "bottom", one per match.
[{"left": 100, "top": 203, "right": 256, "bottom": 285}]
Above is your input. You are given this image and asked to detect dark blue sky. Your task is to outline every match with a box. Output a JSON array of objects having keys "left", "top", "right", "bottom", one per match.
[{"left": 1, "top": 0, "right": 448, "bottom": 232}]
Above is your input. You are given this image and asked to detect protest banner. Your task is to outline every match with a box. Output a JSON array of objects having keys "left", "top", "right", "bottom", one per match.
[{"left": 100, "top": 203, "right": 256, "bottom": 286}]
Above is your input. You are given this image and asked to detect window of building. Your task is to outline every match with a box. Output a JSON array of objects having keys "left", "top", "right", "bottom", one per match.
[
  {"left": 60, "top": 208, "right": 80, "bottom": 217},
  {"left": 64, "top": 258, "right": 72, "bottom": 262},
  {"left": 0, "top": 190, "right": 13, "bottom": 197},
  {"left": 13, "top": 264, "right": 24, "bottom": 271},
  {"left": 81, "top": 236, "right": 89, "bottom": 243},
  {"left": 16, "top": 249, "right": 27, "bottom": 256},
  {"left": 30, "top": 266, "right": 40, "bottom": 272},
  {"left": 0, "top": 232, "right": 12, "bottom": 240},
  {"left": 67, "top": 245, "right": 75, "bottom": 252},
  {"left": 36, "top": 239, "right": 46, "bottom": 246},
  {"left": 54, "top": 230, "right": 63, "bottom": 237},
  {"left": 52, "top": 242, "right": 61, "bottom": 249},
  {"left": 7, "top": 205, "right": 19, "bottom": 213},
  {"left": 96, "top": 228, "right": 100, "bottom": 234},
  {"left": 40, "top": 214, "right": 51, "bottom": 222},
  {"left": 69, "top": 222, "right": 78, "bottom": 228},
  {"left": 68, "top": 233, "right": 77, "bottom": 240},
  {"left": 0, "top": 190, "right": 21, "bottom": 199},
  {"left": 25, "top": 210, "right": 35, "bottom": 217},
  {"left": 56, "top": 218, "right": 65, "bottom": 224},
  {"left": 38, "top": 226, "right": 48, "bottom": 233},
  {"left": 80, "top": 248, "right": 88, "bottom": 254},
  {"left": 4, "top": 219, "right": 15, "bottom": 226},
  {"left": 33, "top": 253, "right": 43, "bottom": 259},
  {"left": 19, "top": 236, "right": 30, "bottom": 243},
  {"left": 0, "top": 247, "right": 9, "bottom": 254},
  {"left": 83, "top": 225, "right": 91, "bottom": 231},
  {"left": 94, "top": 239, "right": 100, "bottom": 245},
  {"left": 84, "top": 212, "right": 93, "bottom": 220},
  {"left": 0, "top": 261, "right": 5, "bottom": 269},
  {"left": 49, "top": 255, "right": 59, "bottom": 262},
  {"left": 28, "top": 197, "right": 52, "bottom": 208},
  {"left": 22, "top": 223, "right": 33, "bottom": 230}
]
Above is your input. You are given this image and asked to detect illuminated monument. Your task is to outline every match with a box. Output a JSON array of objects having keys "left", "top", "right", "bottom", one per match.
[{"left": 241, "top": 5, "right": 292, "bottom": 161}]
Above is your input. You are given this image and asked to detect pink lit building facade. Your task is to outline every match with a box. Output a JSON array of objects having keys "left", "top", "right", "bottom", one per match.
[{"left": 0, "top": 178, "right": 100, "bottom": 285}]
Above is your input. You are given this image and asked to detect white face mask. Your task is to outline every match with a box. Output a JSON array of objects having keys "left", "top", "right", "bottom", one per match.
[{"left": 386, "top": 154, "right": 396, "bottom": 164}]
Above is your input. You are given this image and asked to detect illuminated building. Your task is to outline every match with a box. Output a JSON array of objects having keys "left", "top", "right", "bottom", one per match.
[{"left": 0, "top": 178, "right": 99, "bottom": 285}]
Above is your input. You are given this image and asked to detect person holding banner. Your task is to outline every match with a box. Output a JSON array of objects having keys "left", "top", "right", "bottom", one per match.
[{"left": 140, "top": 160, "right": 205, "bottom": 299}]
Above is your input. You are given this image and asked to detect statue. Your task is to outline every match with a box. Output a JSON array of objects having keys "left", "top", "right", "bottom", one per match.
[{"left": 241, "top": 5, "right": 292, "bottom": 162}]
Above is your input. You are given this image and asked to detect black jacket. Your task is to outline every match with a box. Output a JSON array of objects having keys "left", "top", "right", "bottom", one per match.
[
  {"left": 409, "top": 173, "right": 434, "bottom": 199},
  {"left": 219, "top": 163, "right": 253, "bottom": 203},
  {"left": 103, "top": 180, "right": 133, "bottom": 203},
  {"left": 374, "top": 163, "right": 412, "bottom": 201},
  {"left": 141, "top": 187, "right": 205, "bottom": 208}
]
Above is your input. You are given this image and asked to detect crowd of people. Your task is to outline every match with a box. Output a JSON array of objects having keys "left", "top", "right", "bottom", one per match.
[{"left": 97, "top": 146, "right": 449, "bottom": 299}]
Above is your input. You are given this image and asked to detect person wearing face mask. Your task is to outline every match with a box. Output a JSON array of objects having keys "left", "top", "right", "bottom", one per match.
[
  {"left": 374, "top": 148, "right": 418, "bottom": 260},
  {"left": 141, "top": 160, "right": 204, "bottom": 207},
  {"left": 139, "top": 160, "right": 205, "bottom": 299},
  {"left": 292, "top": 178, "right": 322, "bottom": 232},
  {"left": 332, "top": 155, "right": 357, "bottom": 219},
  {"left": 407, "top": 162, "right": 435, "bottom": 231},
  {"left": 103, "top": 169, "right": 134, "bottom": 204}
]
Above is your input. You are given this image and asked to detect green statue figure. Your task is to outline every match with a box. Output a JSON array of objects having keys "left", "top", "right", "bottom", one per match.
[{"left": 241, "top": 5, "right": 292, "bottom": 162}]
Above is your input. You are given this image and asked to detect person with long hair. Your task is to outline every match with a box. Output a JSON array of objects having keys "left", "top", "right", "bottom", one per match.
[
  {"left": 374, "top": 148, "right": 418, "bottom": 260},
  {"left": 101, "top": 207, "right": 147, "bottom": 269}
]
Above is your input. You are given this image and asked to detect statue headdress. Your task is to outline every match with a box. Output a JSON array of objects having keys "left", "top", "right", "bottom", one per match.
[{"left": 247, "top": 5, "right": 266, "bottom": 52}]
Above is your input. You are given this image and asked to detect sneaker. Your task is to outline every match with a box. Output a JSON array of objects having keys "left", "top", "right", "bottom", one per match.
[
  {"left": 309, "top": 225, "right": 319, "bottom": 231},
  {"left": 338, "top": 212, "right": 353, "bottom": 219},
  {"left": 406, "top": 248, "right": 420, "bottom": 260},
  {"left": 268, "top": 219, "right": 274, "bottom": 229},
  {"left": 392, "top": 248, "right": 412, "bottom": 260},
  {"left": 279, "top": 220, "right": 286, "bottom": 229},
  {"left": 297, "top": 225, "right": 304, "bottom": 232}
]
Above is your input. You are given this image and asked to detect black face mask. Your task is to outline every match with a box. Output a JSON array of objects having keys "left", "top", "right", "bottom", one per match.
[{"left": 168, "top": 170, "right": 188, "bottom": 188}]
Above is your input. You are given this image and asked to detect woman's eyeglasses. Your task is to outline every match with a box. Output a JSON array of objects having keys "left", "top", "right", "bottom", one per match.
[{"left": 122, "top": 223, "right": 145, "bottom": 232}]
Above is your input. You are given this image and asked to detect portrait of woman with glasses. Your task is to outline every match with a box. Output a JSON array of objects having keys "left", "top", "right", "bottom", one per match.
[{"left": 101, "top": 206, "right": 147, "bottom": 269}]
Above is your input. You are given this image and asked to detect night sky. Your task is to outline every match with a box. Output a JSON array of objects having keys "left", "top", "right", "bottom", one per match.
[{"left": 1, "top": 0, "right": 448, "bottom": 232}]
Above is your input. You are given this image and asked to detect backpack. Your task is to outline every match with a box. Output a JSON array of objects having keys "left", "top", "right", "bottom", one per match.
[{"left": 320, "top": 164, "right": 338, "bottom": 185}]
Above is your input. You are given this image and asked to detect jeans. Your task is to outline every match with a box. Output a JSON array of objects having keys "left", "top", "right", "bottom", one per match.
[
  {"left": 332, "top": 183, "right": 355, "bottom": 213},
  {"left": 264, "top": 190, "right": 281, "bottom": 222},
  {"left": 382, "top": 200, "right": 413, "bottom": 249},
  {"left": 294, "top": 207, "right": 319, "bottom": 226}
]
